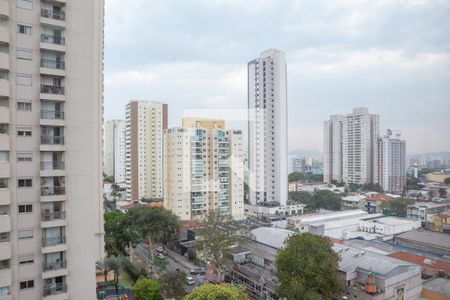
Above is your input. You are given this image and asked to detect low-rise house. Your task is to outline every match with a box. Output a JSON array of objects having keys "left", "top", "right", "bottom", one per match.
[
  {"left": 407, "top": 202, "right": 449, "bottom": 225},
  {"left": 364, "top": 194, "right": 394, "bottom": 213},
  {"left": 358, "top": 217, "right": 421, "bottom": 237},
  {"left": 342, "top": 195, "right": 366, "bottom": 210},
  {"left": 427, "top": 210, "right": 450, "bottom": 233},
  {"left": 388, "top": 251, "right": 450, "bottom": 278}
]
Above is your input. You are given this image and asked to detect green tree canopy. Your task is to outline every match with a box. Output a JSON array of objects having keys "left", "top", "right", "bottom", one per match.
[
  {"left": 289, "top": 172, "right": 305, "bottom": 182},
  {"left": 132, "top": 278, "right": 163, "bottom": 300},
  {"left": 104, "top": 210, "right": 139, "bottom": 256},
  {"left": 289, "top": 191, "right": 314, "bottom": 207},
  {"left": 312, "top": 190, "right": 342, "bottom": 210},
  {"left": 184, "top": 283, "right": 247, "bottom": 300},
  {"left": 445, "top": 177, "right": 450, "bottom": 185},
  {"left": 380, "top": 197, "right": 415, "bottom": 217},
  {"left": 159, "top": 271, "right": 188, "bottom": 300},
  {"left": 277, "top": 233, "right": 341, "bottom": 300}
]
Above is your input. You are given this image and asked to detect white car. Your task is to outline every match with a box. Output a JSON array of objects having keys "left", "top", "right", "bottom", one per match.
[{"left": 186, "top": 276, "right": 195, "bottom": 285}]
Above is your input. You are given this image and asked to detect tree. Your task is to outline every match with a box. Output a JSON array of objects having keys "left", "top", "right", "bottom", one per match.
[
  {"left": 152, "top": 257, "right": 168, "bottom": 271},
  {"left": 106, "top": 256, "right": 130, "bottom": 285},
  {"left": 105, "top": 175, "right": 115, "bottom": 183},
  {"left": 312, "top": 190, "right": 342, "bottom": 210},
  {"left": 110, "top": 182, "right": 122, "bottom": 206},
  {"left": 132, "top": 278, "right": 163, "bottom": 300},
  {"left": 288, "top": 172, "right": 305, "bottom": 182},
  {"left": 159, "top": 271, "right": 188, "bottom": 300},
  {"left": 289, "top": 191, "right": 314, "bottom": 207},
  {"left": 445, "top": 177, "right": 450, "bottom": 185},
  {"left": 184, "top": 283, "right": 247, "bottom": 300},
  {"left": 194, "top": 210, "right": 249, "bottom": 282},
  {"left": 277, "top": 233, "right": 341, "bottom": 300},
  {"left": 439, "top": 188, "right": 447, "bottom": 198},
  {"left": 380, "top": 197, "right": 415, "bottom": 217},
  {"left": 104, "top": 210, "right": 140, "bottom": 256}
]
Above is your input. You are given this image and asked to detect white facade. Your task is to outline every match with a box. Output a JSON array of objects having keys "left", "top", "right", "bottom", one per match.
[
  {"left": 247, "top": 49, "right": 288, "bottom": 206},
  {"left": 103, "top": 119, "right": 126, "bottom": 183},
  {"left": 125, "top": 101, "right": 167, "bottom": 201},
  {"left": 163, "top": 126, "right": 245, "bottom": 220},
  {"left": 378, "top": 130, "right": 406, "bottom": 193},
  {"left": 0, "top": 1, "right": 104, "bottom": 299},
  {"left": 359, "top": 217, "right": 421, "bottom": 236},
  {"left": 324, "top": 108, "right": 379, "bottom": 185}
]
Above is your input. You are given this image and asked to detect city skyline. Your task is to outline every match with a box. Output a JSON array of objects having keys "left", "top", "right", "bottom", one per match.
[{"left": 104, "top": 0, "right": 450, "bottom": 154}]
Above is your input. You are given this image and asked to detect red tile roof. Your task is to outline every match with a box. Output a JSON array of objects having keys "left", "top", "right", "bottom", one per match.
[
  {"left": 388, "top": 251, "right": 450, "bottom": 274},
  {"left": 119, "top": 201, "right": 163, "bottom": 210}
]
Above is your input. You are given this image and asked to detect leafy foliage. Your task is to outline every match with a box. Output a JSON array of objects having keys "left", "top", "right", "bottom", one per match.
[
  {"left": 104, "top": 210, "right": 140, "bottom": 256},
  {"left": 445, "top": 177, "right": 450, "bottom": 185},
  {"left": 288, "top": 172, "right": 323, "bottom": 183},
  {"left": 195, "top": 210, "right": 249, "bottom": 281},
  {"left": 289, "top": 191, "right": 314, "bottom": 206},
  {"left": 312, "top": 190, "right": 342, "bottom": 210},
  {"left": 132, "top": 278, "right": 163, "bottom": 300},
  {"left": 277, "top": 233, "right": 341, "bottom": 300},
  {"left": 105, "top": 175, "right": 115, "bottom": 183},
  {"left": 380, "top": 197, "right": 415, "bottom": 217},
  {"left": 439, "top": 188, "right": 447, "bottom": 198},
  {"left": 289, "top": 172, "right": 305, "bottom": 182},
  {"left": 184, "top": 283, "right": 247, "bottom": 300},
  {"left": 159, "top": 271, "right": 188, "bottom": 300}
]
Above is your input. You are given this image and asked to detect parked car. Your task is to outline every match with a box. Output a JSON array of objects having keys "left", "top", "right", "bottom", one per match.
[
  {"left": 156, "top": 247, "right": 167, "bottom": 255},
  {"left": 156, "top": 253, "right": 165, "bottom": 259},
  {"left": 186, "top": 276, "right": 196, "bottom": 285}
]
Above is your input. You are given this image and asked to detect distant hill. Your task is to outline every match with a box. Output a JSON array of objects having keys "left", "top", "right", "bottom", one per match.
[
  {"left": 289, "top": 149, "right": 323, "bottom": 160},
  {"left": 408, "top": 151, "right": 450, "bottom": 159}
]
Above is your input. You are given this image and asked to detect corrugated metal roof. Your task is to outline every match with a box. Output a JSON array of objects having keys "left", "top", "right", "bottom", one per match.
[{"left": 395, "top": 229, "right": 450, "bottom": 249}]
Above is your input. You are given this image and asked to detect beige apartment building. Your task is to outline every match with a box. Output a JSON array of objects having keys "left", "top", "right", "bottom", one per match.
[
  {"left": 0, "top": 0, "right": 104, "bottom": 299},
  {"left": 163, "top": 118, "right": 245, "bottom": 221},
  {"left": 125, "top": 100, "right": 168, "bottom": 201}
]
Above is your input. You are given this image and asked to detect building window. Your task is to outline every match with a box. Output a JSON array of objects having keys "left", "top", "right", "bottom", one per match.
[
  {"left": 0, "top": 286, "right": 10, "bottom": 297},
  {"left": 17, "top": 152, "right": 32, "bottom": 162},
  {"left": 16, "top": 48, "right": 32, "bottom": 60},
  {"left": 19, "top": 280, "right": 34, "bottom": 290},
  {"left": 16, "top": 74, "right": 32, "bottom": 86},
  {"left": 0, "top": 151, "right": 8, "bottom": 162},
  {"left": 18, "top": 204, "right": 32, "bottom": 214},
  {"left": 17, "top": 0, "right": 33, "bottom": 10},
  {"left": 0, "top": 232, "right": 9, "bottom": 242},
  {"left": 0, "top": 259, "right": 10, "bottom": 270},
  {"left": 17, "top": 178, "right": 32, "bottom": 188},
  {"left": 17, "top": 100, "right": 32, "bottom": 111},
  {"left": 17, "top": 229, "right": 33, "bottom": 239},
  {"left": 18, "top": 254, "right": 34, "bottom": 265},
  {"left": 17, "top": 126, "right": 32, "bottom": 137},
  {"left": 17, "top": 24, "right": 32, "bottom": 35}
]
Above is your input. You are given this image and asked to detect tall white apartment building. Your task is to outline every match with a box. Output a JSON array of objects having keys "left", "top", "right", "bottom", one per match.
[
  {"left": 103, "top": 120, "right": 126, "bottom": 183},
  {"left": 125, "top": 100, "right": 167, "bottom": 201},
  {"left": 163, "top": 118, "right": 245, "bottom": 221},
  {"left": 247, "top": 49, "right": 288, "bottom": 206},
  {"left": 324, "top": 108, "right": 379, "bottom": 185},
  {"left": 378, "top": 130, "right": 406, "bottom": 193},
  {"left": 0, "top": 1, "right": 104, "bottom": 299}
]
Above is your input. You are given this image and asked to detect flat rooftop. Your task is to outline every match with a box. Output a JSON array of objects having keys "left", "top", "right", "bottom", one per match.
[
  {"left": 395, "top": 229, "right": 450, "bottom": 250},
  {"left": 422, "top": 277, "right": 450, "bottom": 297},
  {"left": 362, "top": 216, "right": 420, "bottom": 226}
]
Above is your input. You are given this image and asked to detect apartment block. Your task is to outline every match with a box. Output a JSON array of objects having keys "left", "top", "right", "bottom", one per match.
[
  {"left": 247, "top": 49, "right": 288, "bottom": 206},
  {"left": 324, "top": 108, "right": 379, "bottom": 185},
  {"left": 378, "top": 129, "right": 406, "bottom": 193},
  {"left": 163, "top": 119, "right": 245, "bottom": 221},
  {"left": 0, "top": 0, "right": 104, "bottom": 299},
  {"left": 103, "top": 119, "right": 126, "bottom": 183},
  {"left": 125, "top": 100, "right": 167, "bottom": 201}
]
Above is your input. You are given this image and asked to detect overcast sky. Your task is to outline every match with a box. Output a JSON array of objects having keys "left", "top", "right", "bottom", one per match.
[{"left": 104, "top": 0, "right": 450, "bottom": 154}]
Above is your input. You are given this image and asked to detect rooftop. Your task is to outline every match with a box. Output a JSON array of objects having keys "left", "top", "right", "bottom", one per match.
[
  {"left": 422, "top": 277, "right": 450, "bottom": 297},
  {"left": 388, "top": 251, "right": 450, "bottom": 274},
  {"left": 250, "top": 227, "right": 294, "bottom": 249},
  {"left": 408, "top": 202, "right": 449, "bottom": 208},
  {"left": 395, "top": 229, "right": 450, "bottom": 250},
  {"left": 365, "top": 194, "right": 393, "bottom": 202},
  {"left": 362, "top": 216, "right": 420, "bottom": 226}
]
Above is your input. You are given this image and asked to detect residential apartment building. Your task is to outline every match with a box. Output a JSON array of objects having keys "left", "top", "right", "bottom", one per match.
[
  {"left": 378, "top": 129, "right": 406, "bottom": 193},
  {"left": 163, "top": 118, "right": 245, "bottom": 220},
  {"left": 247, "top": 49, "right": 288, "bottom": 206},
  {"left": 125, "top": 100, "right": 167, "bottom": 201},
  {"left": 103, "top": 119, "right": 126, "bottom": 183},
  {"left": 324, "top": 108, "right": 379, "bottom": 185},
  {"left": 0, "top": 0, "right": 104, "bottom": 299}
]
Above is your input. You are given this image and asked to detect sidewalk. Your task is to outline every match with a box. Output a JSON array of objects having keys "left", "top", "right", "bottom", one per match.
[{"left": 166, "top": 248, "right": 196, "bottom": 271}]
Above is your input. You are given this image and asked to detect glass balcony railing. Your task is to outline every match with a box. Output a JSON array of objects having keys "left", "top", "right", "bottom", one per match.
[
  {"left": 40, "top": 161, "right": 65, "bottom": 171},
  {"left": 41, "top": 9, "right": 66, "bottom": 21},
  {"left": 41, "top": 135, "right": 64, "bottom": 145},
  {"left": 41, "top": 186, "right": 65, "bottom": 197},
  {"left": 41, "top": 59, "right": 65, "bottom": 70},
  {"left": 42, "top": 235, "right": 66, "bottom": 247},
  {"left": 43, "top": 259, "right": 66, "bottom": 271},
  {"left": 41, "top": 211, "right": 65, "bottom": 222},
  {"left": 41, "top": 34, "right": 65, "bottom": 45},
  {"left": 41, "top": 110, "right": 64, "bottom": 120},
  {"left": 43, "top": 283, "right": 67, "bottom": 297},
  {"left": 41, "top": 84, "right": 65, "bottom": 95}
]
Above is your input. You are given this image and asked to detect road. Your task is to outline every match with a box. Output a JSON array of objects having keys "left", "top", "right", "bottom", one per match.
[{"left": 133, "top": 243, "right": 203, "bottom": 291}]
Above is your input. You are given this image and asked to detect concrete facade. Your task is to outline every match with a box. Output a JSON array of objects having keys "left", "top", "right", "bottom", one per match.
[
  {"left": 378, "top": 129, "right": 406, "bottom": 193},
  {"left": 0, "top": 0, "right": 105, "bottom": 299},
  {"left": 103, "top": 119, "right": 126, "bottom": 183}
]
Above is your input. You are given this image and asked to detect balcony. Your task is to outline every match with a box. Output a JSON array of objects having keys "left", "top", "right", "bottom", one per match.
[
  {"left": 40, "top": 161, "right": 65, "bottom": 177},
  {"left": 0, "top": 133, "right": 8, "bottom": 151},
  {"left": 41, "top": 186, "right": 66, "bottom": 202},
  {"left": 0, "top": 187, "right": 9, "bottom": 205},
  {"left": 40, "top": 84, "right": 65, "bottom": 101},
  {"left": 40, "top": 59, "right": 65, "bottom": 77},
  {"left": 43, "top": 259, "right": 66, "bottom": 272},
  {"left": 0, "top": 268, "right": 11, "bottom": 290},
  {"left": 40, "top": 110, "right": 65, "bottom": 126},
  {"left": 41, "top": 210, "right": 66, "bottom": 228},
  {"left": 41, "top": 9, "right": 66, "bottom": 28},
  {"left": 0, "top": 78, "right": 8, "bottom": 98},
  {"left": 42, "top": 235, "right": 66, "bottom": 248},
  {"left": 0, "top": 215, "right": 10, "bottom": 233},
  {"left": 0, "top": 25, "right": 8, "bottom": 44},
  {"left": 0, "top": 240, "right": 11, "bottom": 260},
  {"left": 43, "top": 284, "right": 67, "bottom": 298},
  {"left": 0, "top": 0, "right": 9, "bottom": 17},
  {"left": 40, "top": 34, "right": 65, "bottom": 52},
  {"left": 40, "top": 135, "right": 65, "bottom": 152}
]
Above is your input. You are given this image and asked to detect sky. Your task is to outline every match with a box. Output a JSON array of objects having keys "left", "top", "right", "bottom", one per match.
[{"left": 104, "top": 0, "right": 450, "bottom": 155}]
